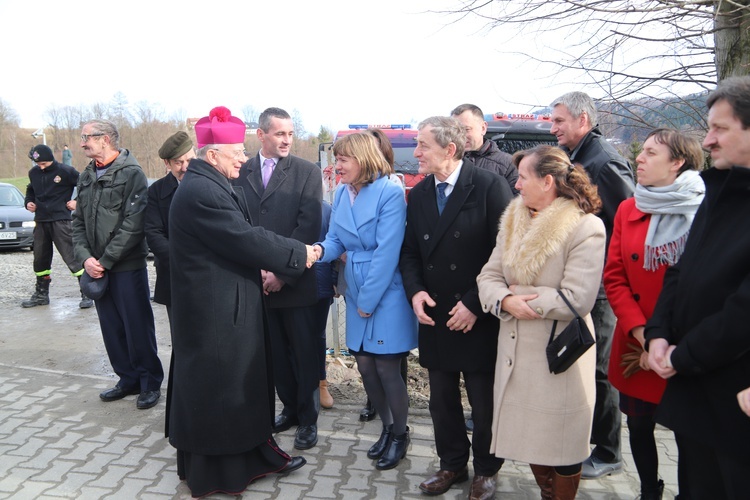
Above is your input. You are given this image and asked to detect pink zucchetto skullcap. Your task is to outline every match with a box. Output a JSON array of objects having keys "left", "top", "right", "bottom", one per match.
[{"left": 194, "top": 106, "right": 246, "bottom": 147}]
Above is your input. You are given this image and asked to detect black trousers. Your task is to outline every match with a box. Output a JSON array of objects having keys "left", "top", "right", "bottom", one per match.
[
  {"left": 313, "top": 297, "right": 332, "bottom": 380},
  {"left": 590, "top": 298, "right": 621, "bottom": 462},
  {"left": 675, "top": 432, "right": 749, "bottom": 499},
  {"left": 32, "top": 220, "right": 81, "bottom": 275},
  {"left": 95, "top": 268, "right": 163, "bottom": 392},
  {"left": 267, "top": 304, "right": 320, "bottom": 426},
  {"left": 428, "top": 369, "right": 504, "bottom": 476}
]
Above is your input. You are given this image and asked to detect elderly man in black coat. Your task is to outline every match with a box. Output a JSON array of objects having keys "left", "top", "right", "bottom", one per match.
[
  {"left": 400, "top": 116, "right": 513, "bottom": 500},
  {"left": 166, "top": 107, "right": 317, "bottom": 498}
]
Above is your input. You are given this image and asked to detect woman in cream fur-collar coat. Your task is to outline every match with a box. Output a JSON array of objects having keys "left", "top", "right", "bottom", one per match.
[{"left": 477, "top": 145, "right": 606, "bottom": 499}]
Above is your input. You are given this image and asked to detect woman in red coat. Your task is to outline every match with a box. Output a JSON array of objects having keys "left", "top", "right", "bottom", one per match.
[{"left": 604, "top": 129, "right": 705, "bottom": 500}]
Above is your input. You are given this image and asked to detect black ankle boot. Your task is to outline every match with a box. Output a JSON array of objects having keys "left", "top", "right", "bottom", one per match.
[
  {"left": 640, "top": 479, "right": 664, "bottom": 500},
  {"left": 375, "top": 426, "right": 409, "bottom": 470},
  {"left": 360, "top": 399, "right": 377, "bottom": 422},
  {"left": 367, "top": 424, "right": 393, "bottom": 459}
]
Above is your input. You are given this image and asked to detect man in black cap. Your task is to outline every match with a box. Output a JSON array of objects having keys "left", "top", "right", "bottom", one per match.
[
  {"left": 145, "top": 131, "right": 195, "bottom": 328},
  {"left": 22, "top": 144, "right": 93, "bottom": 309}
]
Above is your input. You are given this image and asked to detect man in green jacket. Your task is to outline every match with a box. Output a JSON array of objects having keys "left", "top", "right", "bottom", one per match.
[{"left": 72, "top": 119, "right": 164, "bottom": 410}]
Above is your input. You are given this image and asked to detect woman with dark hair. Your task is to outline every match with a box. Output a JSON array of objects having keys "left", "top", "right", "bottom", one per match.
[
  {"left": 313, "top": 132, "right": 417, "bottom": 470},
  {"left": 604, "top": 128, "right": 705, "bottom": 499},
  {"left": 477, "top": 144, "right": 606, "bottom": 499}
]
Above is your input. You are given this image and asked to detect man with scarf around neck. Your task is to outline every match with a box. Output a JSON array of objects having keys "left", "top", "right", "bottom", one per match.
[
  {"left": 550, "top": 91, "right": 635, "bottom": 479},
  {"left": 72, "top": 119, "right": 164, "bottom": 410},
  {"left": 645, "top": 77, "right": 750, "bottom": 499},
  {"left": 167, "top": 107, "right": 317, "bottom": 497},
  {"left": 603, "top": 129, "right": 705, "bottom": 500}
]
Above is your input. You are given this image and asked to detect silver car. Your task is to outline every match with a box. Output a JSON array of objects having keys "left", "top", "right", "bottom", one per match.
[{"left": 0, "top": 183, "right": 35, "bottom": 250}]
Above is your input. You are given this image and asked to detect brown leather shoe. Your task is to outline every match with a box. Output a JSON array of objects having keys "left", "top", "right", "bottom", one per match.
[
  {"left": 320, "top": 380, "right": 334, "bottom": 409},
  {"left": 418, "top": 467, "right": 469, "bottom": 495},
  {"left": 468, "top": 474, "right": 497, "bottom": 500}
]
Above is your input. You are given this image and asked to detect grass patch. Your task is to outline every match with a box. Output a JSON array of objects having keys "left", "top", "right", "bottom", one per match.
[{"left": 0, "top": 177, "right": 28, "bottom": 191}]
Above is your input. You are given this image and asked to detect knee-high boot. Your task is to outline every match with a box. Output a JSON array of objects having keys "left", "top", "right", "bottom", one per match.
[
  {"left": 550, "top": 470, "right": 581, "bottom": 500},
  {"left": 530, "top": 464, "right": 554, "bottom": 500}
]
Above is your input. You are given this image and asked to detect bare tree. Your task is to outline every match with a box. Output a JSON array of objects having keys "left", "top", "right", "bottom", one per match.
[
  {"left": 441, "top": 1, "right": 750, "bottom": 130},
  {"left": 291, "top": 108, "right": 307, "bottom": 139},
  {"left": 241, "top": 105, "right": 259, "bottom": 128},
  {"left": 0, "top": 99, "right": 21, "bottom": 177}
]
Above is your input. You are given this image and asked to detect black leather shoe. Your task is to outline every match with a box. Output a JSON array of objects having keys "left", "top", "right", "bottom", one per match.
[
  {"left": 367, "top": 424, "right": 393, "bottom": 459},
  {"left": 273, "top": 413, "right": 299, "bottom": 433},
  {"left": 276, "top": 456, "right": 306, "bottom": 475},
  {"left": 99, "top": 385, "right": 139, "bottom": 402},
  {"left": 359, "top": 400, "right": 377, "bottom": 422},
  {"left": 376, "top": 426, "right": 409, "bottom": 470},
  {"left": 136, "top": 390, "right": 161, "bottom": 409},
  {"left": 294, "top": 424, "right": 318, "bottom": 450}
]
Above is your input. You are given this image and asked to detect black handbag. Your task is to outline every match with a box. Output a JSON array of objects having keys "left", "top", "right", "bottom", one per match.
[{"left": 546, "top": 289, "right": 595, "bottom": 374}]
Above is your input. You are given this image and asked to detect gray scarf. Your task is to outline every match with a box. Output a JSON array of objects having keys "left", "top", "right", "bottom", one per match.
[{"left": 634, "top": 170, "right": 705, "bottom": 271}]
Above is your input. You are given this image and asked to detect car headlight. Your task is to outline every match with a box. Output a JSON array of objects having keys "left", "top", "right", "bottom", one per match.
[{"left": 22, "top": 221, "right": 36, "bottom": 228}]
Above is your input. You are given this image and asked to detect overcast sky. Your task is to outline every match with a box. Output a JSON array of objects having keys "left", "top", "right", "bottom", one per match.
[{"left": 1, "top": 0, "right": 599, "bottom": 134}]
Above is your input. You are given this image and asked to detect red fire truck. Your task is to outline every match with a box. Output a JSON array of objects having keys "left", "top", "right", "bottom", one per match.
[{"left": 319, "top": 115, "right": 557, "bottom": 198}]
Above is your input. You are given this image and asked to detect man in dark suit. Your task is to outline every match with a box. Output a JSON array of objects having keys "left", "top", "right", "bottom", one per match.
[
  {"left": 145, "top": 131, "right": 195, "bottom": 327},
  {"left": 232, "top": 107, "right": 323, "bottom": 450},
  {"left": 400, "top": 116, "right": 513, "bottom": 499}
]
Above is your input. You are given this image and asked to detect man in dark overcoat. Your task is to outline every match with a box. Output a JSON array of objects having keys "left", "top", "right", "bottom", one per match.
[
  {"left": 645, "top": 77, "right": 750, "bottom": 498},
  {"left": 232, "top": 107, "right": 323, "bottom": 450},
  {"left": 167, "top": 107, "right": 316, "bottom": 496},
  {"left": 145, "top": 131, "right": 195, "bottom": 325},
  {"left": 400, "top": 116, "right": 513, "bottom": 499}
]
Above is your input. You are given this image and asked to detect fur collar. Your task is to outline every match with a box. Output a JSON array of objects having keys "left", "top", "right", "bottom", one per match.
[{"left": 500, "top": 197, "right": 584, "bottom": 285}]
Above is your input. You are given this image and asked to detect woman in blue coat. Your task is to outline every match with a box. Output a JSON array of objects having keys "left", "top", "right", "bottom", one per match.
[{"left": 315, "top": 132, "right": 417, "bottom": 471}]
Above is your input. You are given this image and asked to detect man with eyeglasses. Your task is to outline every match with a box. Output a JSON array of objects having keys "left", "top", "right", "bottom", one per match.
[
  {"left": 72, "top": 119, "right": 164, "bottom": 410},
  {"left": 233, "top": 107, "right": 323, "bottom": 451},
  {"left": 167, "top": 107, "right": 316, "bottom": 496}
]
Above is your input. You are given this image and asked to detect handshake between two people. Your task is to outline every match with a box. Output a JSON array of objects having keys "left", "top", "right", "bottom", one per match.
[{"left": 305, "top": 244, "right": 325, "bottom": 268}]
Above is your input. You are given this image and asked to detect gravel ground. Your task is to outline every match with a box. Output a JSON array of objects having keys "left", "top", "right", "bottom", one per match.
[{"left": 0, "top": 248, "right": 440, "bottom": 409}]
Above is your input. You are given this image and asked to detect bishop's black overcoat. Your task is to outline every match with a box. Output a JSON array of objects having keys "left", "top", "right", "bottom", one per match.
[{"left": 167, "top": 159, "right": 308, "bottom": 455}]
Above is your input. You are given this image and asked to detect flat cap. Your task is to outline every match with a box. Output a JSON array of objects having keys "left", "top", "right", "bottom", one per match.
[
  {"left": 80, "top": 272, "right": 109, "bottom": 301},
  {"left": 158, "top": 131, "right": 193, "bottom": 160}
]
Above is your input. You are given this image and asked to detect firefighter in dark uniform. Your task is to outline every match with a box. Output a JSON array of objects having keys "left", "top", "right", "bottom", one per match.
[{"left": 22, "top": 144, "right": 93, "bottom": 309}]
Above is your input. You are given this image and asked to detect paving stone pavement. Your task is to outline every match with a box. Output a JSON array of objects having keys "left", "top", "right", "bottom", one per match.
[{"left": 0, "top": 363, "right": 679, "bottom": 500}]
